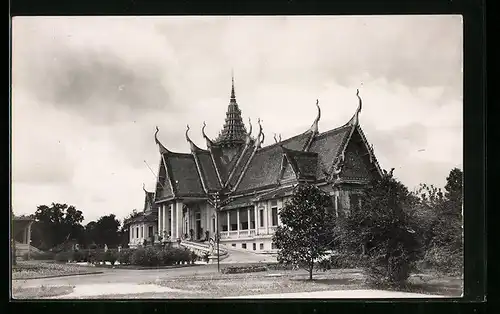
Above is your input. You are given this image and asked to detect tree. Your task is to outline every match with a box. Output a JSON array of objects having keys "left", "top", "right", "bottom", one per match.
[
  {"left": 444, "top": 168, "right": 463, "bottom": 212},
  {"left": 92, "top": 214, "right": 121, "bottom": 247},
  {"left": 415, "top": 168, "right": 463, "bottom": 275},
  {"left": 31, "top": 203, "right": 85, "bottom": 250},
  {"left": 273, "top": 183, "right": 336, "bottom": 280},
  {"left": 337, "top": 169, "right": 424, "bottom": 286}
]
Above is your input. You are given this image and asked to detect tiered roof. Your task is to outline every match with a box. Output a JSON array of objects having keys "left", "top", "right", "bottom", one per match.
[{"left": 151, "top": 79, "right": 383, "bottom": 207}]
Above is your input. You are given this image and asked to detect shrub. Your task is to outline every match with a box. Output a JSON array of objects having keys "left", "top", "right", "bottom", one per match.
[
  {"left": 422, "top": 245, "right": 463, "bottom": 276},
  {"left": 54, "top": 251, "right": 69, "bottom": 263},
  {"left": 221, "top": 265, "right": 267, "bottom": 274},
  {"left": 336, "top": 170, "right": 424, "bottom": 287},
  {"left": 23, "top": 251, "right": 56, "bottom": 261},
  {"left": 104, "top": 250, "right": 118, "bottom": 265},
  {"left": 203, "top": 252, "right": 210, "bottom": 264},
  {"left": 89, "top": 249, "right": 104, "bottom": 265},
  {"left": 118, "top": 249, "right": 133, "bottom": 265},
  {"left": 190, "top": 251, "right": 198, "bottom": 264},
  {"left": 130, "top": 247, "right": 159, "bottom": 266}
]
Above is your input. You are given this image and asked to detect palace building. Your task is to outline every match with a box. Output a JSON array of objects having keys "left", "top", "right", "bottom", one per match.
[{"left": 127, "top": 77, "right": 383, "bottom": 252}]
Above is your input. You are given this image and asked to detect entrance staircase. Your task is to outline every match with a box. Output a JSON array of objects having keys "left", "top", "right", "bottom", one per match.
[{"left": 179, "top": 240, "right": 229, "bottom": 263}]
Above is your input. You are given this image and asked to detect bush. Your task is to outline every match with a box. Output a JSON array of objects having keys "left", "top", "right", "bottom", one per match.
[
  {"left": 88, "top": 249, "right": 104, "bottom": 265},
  {"left": 221, "top": 265, "right": 267, "bottom": 274},
  {"left": 130, "top": 247, "right": 159, "bottom": 266},
  {"left": 118, "top": 249, "right": 133, "bottom": 265},
  {"left": 23, "top": 251, "right": 56, "bottom": 261},
  {"left": 104, "top": 250, "right": 118, "bottom": 265},
  {"left": 54, "top": 251, "right": 70, "bottom": 263},
  {"left": 422, "top": 245, "right": 463, "bottom": 276}
]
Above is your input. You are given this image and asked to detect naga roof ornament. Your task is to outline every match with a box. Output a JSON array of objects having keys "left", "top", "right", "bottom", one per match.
[
  {"left": 154, "top": 126, "right": 171, "bottom": 154},
  {"left": 245, "top": 117, "right": 253, "bottom": 145},
  {"left": 185, "top": 124, "right": 202, "bottom": 152},
  {"left": 202, "top": 121, "right": 214, "bottom": 148},
  {"left": 308, "top": 99, "right": 321, "bottom": 133},
  {"left": 346, "top": 89, "right": 363, "bottom": 127}
]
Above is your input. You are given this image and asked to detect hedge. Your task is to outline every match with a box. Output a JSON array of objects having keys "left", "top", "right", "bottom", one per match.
[{"left": 48, "top": 246, "right": 201, "bottom": 267}]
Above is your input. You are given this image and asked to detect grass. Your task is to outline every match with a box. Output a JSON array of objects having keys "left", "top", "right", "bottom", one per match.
[
  {"left": 12, "top": 261, "right": 103, "bottom": 280},
  {"left": 12, "top": 285, "right": 74, "bottom": 299},
  {"left": 147, "top": 268, "right": 462, "bottom": 298}
]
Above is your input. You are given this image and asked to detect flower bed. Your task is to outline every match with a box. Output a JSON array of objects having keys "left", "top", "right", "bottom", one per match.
[
  {"left": 221, "top": 265, "right": 268, "bottom": 274},
  {"left": 12, "top": 261, "right": 102, "bottom": 280}
]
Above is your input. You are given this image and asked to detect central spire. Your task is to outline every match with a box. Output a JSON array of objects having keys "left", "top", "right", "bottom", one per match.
[{"left": 214, "top": 73, "right": 248, "bottom": 147}]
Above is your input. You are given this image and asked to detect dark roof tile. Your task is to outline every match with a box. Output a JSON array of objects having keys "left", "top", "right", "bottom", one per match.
[{"left": 165, "top": 153, "right": 205, "bottom": 196}]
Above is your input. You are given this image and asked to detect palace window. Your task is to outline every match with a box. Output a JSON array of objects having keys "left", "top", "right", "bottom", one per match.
[
  {"left": 259, "top": 208, "right": 264, "bottom": 227},
  {"left": 148, "top": 226, "right": 154, "bottom": 238},
  {"left": 271, "top": 242, "right": 277, "bottom": 250},
  {"left": 221, "top": 212, "right": 228, "bottom": 231},
  {"left": 242, "top": 243, "right": 247, "bottom": 249},
  {"left": 271, "top": 200, "right": 278, "bottom": 226},
  {"left": 250, "top": 208, "right": 255, "bottom": 229},
  {"left": 229, "top": 211, "right": 238, "bottom": 231},
  {"left": 136, "top": 227, "right": 139, "bottom": 238},
  {"left": 232, "top": 243, "right": 236, "bottom": 247},
  {"left": 212, "top": 217, "right": 216, "bottom": 232},
  {"left": 260, "top": 243, "right": 264, "bottom": 250},
  {"left": 239, "top": 208, "right": 248, "bottom": 230},
  {"left": 253, "top": 243, "right": 256, "bottom": 250},
  {"left": 140, "top": 226, "right": 143, "bottom": 238}
]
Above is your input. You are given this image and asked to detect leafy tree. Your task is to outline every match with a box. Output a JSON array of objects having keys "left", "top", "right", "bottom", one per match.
[
  {"left": 273, "top": 183, "right": 336, "bottom": 280},
  {"left": 337, "top": 169, "right": 424, "bottom": 286},
  {"left": 92, "top": 214, "right": 121, "bottom": 247},
  {"left": 444, "top": 168, "right": 463, "bottom": 212},
  {"left": 415, "top": 168, "right": 463, "bottom": 275},
  {"left": 31, "top": 203, "right": 85, "bottom": 250}
]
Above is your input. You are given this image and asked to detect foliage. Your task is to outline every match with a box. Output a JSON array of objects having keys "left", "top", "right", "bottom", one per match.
[
  {"left": 221, "top": 265, "right": 267, "bottom": 274},
  {"left": 413, "top": 168, "right": 463, "bottom": 275},
  {"left": 85, "top": 214, "right": 121, "bottom": 248},
  {"left": 54, "top": 251, "right": 70, "bottom": 263},
  {"left": 336, "top": 169, "right": 424, "bottom": 287},
  {"left": 103, "top": 250, "right": 118, "bottom": 265},
  {"left": 273, "top": 183, "right": 337, "bottom": 280},
  {"left": 31, "top": 203, "right": 85, "bottom": 251},
  {"left": 117, "top": 249, "right": 133, "bottom": 265},
  {"left": 23, "top": 251, "right": 56, "bottom": 261}
]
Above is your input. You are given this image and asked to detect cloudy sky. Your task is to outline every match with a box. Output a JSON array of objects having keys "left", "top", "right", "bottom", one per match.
[{"left": 11, "top": 15, "right": 463, "bottom": 223}]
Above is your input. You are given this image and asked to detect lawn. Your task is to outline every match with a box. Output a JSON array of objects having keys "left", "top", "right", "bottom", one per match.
[
  {"left": 11, "top": 261, "right": 103, "bottom": 280},
  {"left": 12, "top": 285, "right": 75, "bottom": 299}
]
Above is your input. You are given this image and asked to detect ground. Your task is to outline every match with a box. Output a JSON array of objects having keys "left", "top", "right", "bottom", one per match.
[{"left": 11, "top": 261, "right": 462, "bottom": 299}]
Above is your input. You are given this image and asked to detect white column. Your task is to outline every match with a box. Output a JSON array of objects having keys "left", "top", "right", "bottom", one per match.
[
  {"left": 334, "top": 192, "right": 339, "bottom": 217},
  {"left": 237, "top": 209, "right": 240, "bottom": 231},
  {"left": 265, "top": 202, "right": 269, "bottom": 234},
  {"left": 162, "top": 204, "right": 167, "bottom": 239},
  {"left": 226, "top": 211, "right": 230, "bottom": 231},
  {"left": 187, "top": 206, "right": 191, "bottom": 236},
  {"left": 158, "top": 205, "right": 162, "bottom": 241},
  {"left": 247, "top": 208, "right": 251, "bottom": 230},
  {"left": 254, "top": 204, "right": 259, "bottom": 235},
  {"left": 170, "top": 204, "right": 174, "bottom": 239},
  {"left": 175, "top": 201, "right": 182, "bottom": 240}
]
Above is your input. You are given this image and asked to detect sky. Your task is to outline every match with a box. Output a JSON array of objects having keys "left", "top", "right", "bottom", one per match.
[{"left": 11, "top": 15, "right": 463, "bottom": 223}]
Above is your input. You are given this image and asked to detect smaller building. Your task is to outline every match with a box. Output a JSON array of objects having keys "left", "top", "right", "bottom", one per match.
[
  {"left": 124, "top": 185, "right": 159, "bottom": 248},
  {"left": 12, "top": 216, "right": 35, "bottom": 259}
]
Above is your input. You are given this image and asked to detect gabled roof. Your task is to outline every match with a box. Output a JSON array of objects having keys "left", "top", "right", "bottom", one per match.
[{"left": 151, "top": 88, "right": 382, "bottom": 202}]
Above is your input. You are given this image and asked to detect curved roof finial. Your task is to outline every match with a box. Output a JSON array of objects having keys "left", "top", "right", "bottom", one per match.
[
  {"left": 142, "top": 183, "right": 148, "bottom": 194},
  {"left": 256, "top": 118, "right": 265, "bottom": 148},
  {"left": 347, "top": 89, "right": 363, "bottom": 127},
  {"left": 308, "top": 99, "right": 321, "bottom": 133},
  {"left": 274, "top": 133, "right": 278, "bottom": 143},
  {"left": 245, "top": 118, "right": 253, "bottom": 145},
  {"left": 154, "top": 126, "right": 170, "bottom": 154},
  {"left": 185, "top": 124, "right": 201, "bottom": 152},
  {"left": 202, "top": 121, "right": 214, "bottom": 148}
]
